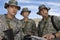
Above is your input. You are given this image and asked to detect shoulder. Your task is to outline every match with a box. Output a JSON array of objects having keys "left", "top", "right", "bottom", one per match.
[
  {"left": 54, "top": 16, "right": 60, "bottom": 20},
  {"left": 15, "top": 18, "right": 22, "bottom": 25},
  {"left": 20, "top": 19, "right": 24, "bottom": 22},
  {"left": 38, "top": 21, "right": 42, "bottom": 25},
  {"left": 51, "top": 15, "right": 60, "bottom": 27},
  {"left": 0, "top": 14, "right": 5, "bottom": 18},
  {"left": 28, "top": 19, "right": 35, "bottom": 23},
  {"left": 15, "top": 19, "right": 23, "bottom": 28},
  {"left": 52, "top": 16, "right": 60, "bottom": 30},
  {"left": 0, "top": 14, "right": 5, "bottom": 21},
  {"left": 38, "top": 18, "right": 43, "bottom": 24},
  {"left": 52, "top": 15, "right": 60, "bottom": 21}
]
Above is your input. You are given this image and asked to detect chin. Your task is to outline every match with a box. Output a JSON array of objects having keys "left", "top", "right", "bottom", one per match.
[
  {"left": 12, "top": 13, "right": 16, "bottom": 15},
  {"left": 11, "top": 14, "right": 16, "bottom": 16}
]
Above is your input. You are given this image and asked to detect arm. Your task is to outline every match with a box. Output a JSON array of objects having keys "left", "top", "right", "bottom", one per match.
[
  {"left": 31, "top": 20, "right": 37, "bottom": 35},
  {"left": 17, "top": 20, "right": 25, "bottom": 40},
  {"left": 0, "top": 22, "right": 5, "bottom": 40},
  {"left": 55, "top": 31, "right": 60, "bottom": 37},
  {"left": 53, "top": 16, "right": 60, "bottom": 37},
  {"left": 0, "top": 15, "right": 5, "bottom": 40},
  {"left": 42, "top": 32, "right": 60, "bottom": 40},
  {"left": 37, "top": 22, "right": 42, "bottom": 37},
  {"left": 43, "top": 16, "right": 60, "bottom": 40}
]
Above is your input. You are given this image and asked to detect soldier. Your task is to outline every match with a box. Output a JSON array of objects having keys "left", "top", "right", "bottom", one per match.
[
  {"left": 37, "top": 4, "right": 60, "bottom": 40},
  {"left": 0, "top": 0, "right": 23, "bottom": 40},
  {"left": 20, "top": 8, "right": 36, "bottom": 36}
]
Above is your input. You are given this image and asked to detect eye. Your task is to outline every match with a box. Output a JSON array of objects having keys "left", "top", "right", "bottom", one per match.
[{"left": 9, "top": 5, "right": 14, "bottom": 8}]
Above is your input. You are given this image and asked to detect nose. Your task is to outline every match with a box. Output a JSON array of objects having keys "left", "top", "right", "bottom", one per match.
[{"left": 13, "top": 7, "right": 18, "bottom": 11}]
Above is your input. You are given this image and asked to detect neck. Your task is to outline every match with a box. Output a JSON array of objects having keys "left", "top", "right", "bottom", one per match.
[
  {"left": 24, "top": 17, "right": 28, "bottom": 22},
  {"left": 6, "top": 13, "right": 15, "bottom": 20},
  {"left": 43, "top": 15, "right": 48, "bottom": 20}
]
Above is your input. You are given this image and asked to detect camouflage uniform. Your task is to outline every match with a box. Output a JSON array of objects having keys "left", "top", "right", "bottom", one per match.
[
  {"left": 20, "top": 19, "right": 36, "bottom": 35},
  {"left": 37, "top": 15, "right": 60, "bottom": 40},
  {"left": 0, "top": 14, "right": 23, "bottom": 40}
]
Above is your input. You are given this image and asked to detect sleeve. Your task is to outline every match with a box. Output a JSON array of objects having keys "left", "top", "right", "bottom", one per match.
[
  {"left": 0, "top": 16, "right": 5, "bottom": 39},
  {"left": 54, "top": 16, "right": 60, "bottom": 31},
  {"left": 37, "top": 21, "right": 43, "bottom": 37},
  {"left": 16, "top": 20, "right": 25, "bottom": 40},
  {"left": 31, "top": 20, "right": 37, "bottom": 35}
]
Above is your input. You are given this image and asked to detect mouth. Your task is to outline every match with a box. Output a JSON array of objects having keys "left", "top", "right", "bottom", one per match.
[{"left": 13, "top": 12, "right": 16, "bottom": 14}]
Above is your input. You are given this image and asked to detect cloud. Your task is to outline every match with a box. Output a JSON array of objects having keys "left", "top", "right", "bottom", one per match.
[
  {"left": 49, "top": 12, "right": 60, "bottom": 16},
  {"left": 49, "top": 8, "right": 60, "bottom": 16},
  {"left": 17, "top": 0, "right": 60, "bottom": 7},
  {"left": 2, "top": 0, "right": 60, "bottom": 7},
  {"left": 4, "top": 0, "right": 9, "bottom": 2},
  {"left": 45, "top": 2, "right": 60, "bottom": 7},
  {"left": 4, "top": 0, "right": 60, "bottom": 7},
  {"left": 21, "top": 5, "right": 38, "bottom": 9},
  {"left": 17, "top": 0, "right": 31, "bottom": 3}
]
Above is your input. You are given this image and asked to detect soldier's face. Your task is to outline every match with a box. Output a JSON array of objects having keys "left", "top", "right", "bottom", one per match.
[
  {"left": 22, "top": 12, "right": 29, "bottom": 17},
  {"left": 7, "top": 5, "right": 18, "bottom": 16},
  {"left": 39, "top": 8, "right": 48, "bottom": 17}
]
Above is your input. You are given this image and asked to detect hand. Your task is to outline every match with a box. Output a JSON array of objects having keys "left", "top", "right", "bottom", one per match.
[
  {"left": 27, "top": 32, "right": 32, "bottom": 35},
  {"left": 42, "top": 34, "right": 55, "bottom": 40},
  {"left": 0, "top": 36, "right": 3, "bottom": 40}
]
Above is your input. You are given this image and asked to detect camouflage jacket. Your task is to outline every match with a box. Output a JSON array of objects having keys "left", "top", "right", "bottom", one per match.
[
  {"left": 20, "top": 19, "right": 36, "bottom": 35},
  {"left": 0, "top": 14, "right": 23, "bottom": 40},
  {"left": 38, "top": 15, "right": 60, "bottom": 37}
]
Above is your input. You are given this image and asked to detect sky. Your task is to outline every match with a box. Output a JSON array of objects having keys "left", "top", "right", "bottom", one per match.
[{"left": 0, "top": 0, "right": 60, "bottom": 19}]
